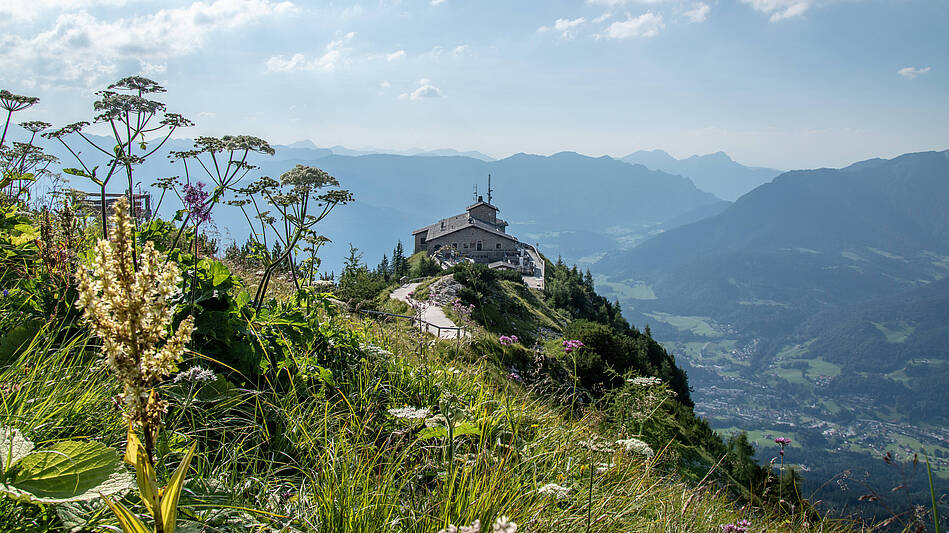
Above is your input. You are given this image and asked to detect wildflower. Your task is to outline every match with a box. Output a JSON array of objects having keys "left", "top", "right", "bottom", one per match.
[
  {"left": 492, "top": 516, "right": 517, "bottom": 533},
  {"left": 182, "top": 181, "right": 212, "bottom": 225},
  {"left": 579, "top": 438, "right": 615, "bottom": 454},
  {"left": 627, "top": 376, "right": 662, "bottom": 387},
  {"left": 537, "top": 483, "right": 571, "bottom": 500},
  {"left": 508, "top": 371, "right": 521, "bottom": 382},
  {"left": 499, "top": 335, "right": 518, "bottom": 346},
  {"left": 719, "top": 519, "right": 751, "bottom": 532},
  {"left": 388, "top": 406, "right": 431, "bottom": 420},
  {"left": 438, "top": 520, "right": 480, "bottom": 533},
  {"left": 75, "top": 197, "right": 195, "bottom": 438},
  {"left": 562, "top": 339, "right": 584, "bottom": 353},
  {"left": 774, "top": 437, "right": 791, "bottom": 446},
  {"left": 452, "top": 298, "right": 474, "bottom": 321},
  {"left": 1, "top": 289, "right": 7, "bottom": 297},
  {"left": 173, "top": 366, "right": 215, "bottom": 384},
  {"left": 596, "top": 462, "right": 615, "bottom": 474},
  {"left": 616, "top": 437, "right": 655, "bottom": 458}
]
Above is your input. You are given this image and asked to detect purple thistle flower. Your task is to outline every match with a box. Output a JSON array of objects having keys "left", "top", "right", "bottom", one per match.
[
  {"left": 499, "top": 335, "right": 518, "bottom": 347},
  {"left": 775, "top": 437, "right": 792, "bottom": 446},
  {"left": 562, "top": 339, "right": 584, "bottom": 353},
  {"left": 182, "top": 181, "right": 212, "bottom": 225}
]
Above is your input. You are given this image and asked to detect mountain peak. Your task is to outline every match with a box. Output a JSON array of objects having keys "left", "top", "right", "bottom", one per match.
[{"left": 287, "top": 139, "right": 318, "bottom": 149}]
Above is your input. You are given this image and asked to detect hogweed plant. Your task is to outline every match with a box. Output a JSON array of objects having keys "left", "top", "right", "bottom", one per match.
[{"left": 75, "top": 197, "right": 198, "bottom": 533}]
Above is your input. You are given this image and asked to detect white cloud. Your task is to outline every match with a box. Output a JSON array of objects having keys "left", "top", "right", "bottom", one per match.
[
  {"left": 0, "top": 0, "right": 295, "bottom": 84},
  {"left": 139, "top": 60, "right": 166, "bottom": 76},
  {"left": 539, "top": 17, "right": 586, "bottom": 39},
  {"left": 897, "top": 66, "right": 931, "bottom": 79},
  {"left": 380, "top": 80, "right": 391, "bottom": 88},
  {"left": 266, "top": 35, "right": 352, "bottom": 73},
  {"left": 593, "top": 12, "right": 613, "bottom": 23},
  {"left": 399, "top": 78, "right": 443, "bottom": 101},
  {"left": 684, "top": 3, "right": 709, "bottom": 23},
  {"left": 740, "top": 0, "right": 810, "bottom": 22},
  {"left": 425, "top": 44, "right": 470, "bottom": 59},
  {"left": 386, "top": 50, "right": 406, "bottom": 61},
  {"left": 602, "top": 12, "right": 664, "bottom": 39},
  {"left": 431, "top": 0, "right": 446, "bottom": 5}
]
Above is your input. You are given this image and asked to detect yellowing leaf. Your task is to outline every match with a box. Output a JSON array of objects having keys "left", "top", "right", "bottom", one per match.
[
  {"left": 160, "top": 442, "right": 197, "bottom": 533},
  {"left": 124, "top": 423, "right": 142, "bottom": 467},
  {"left": 102, "top": 493, "right": 151, "bottom": 533},
  {"left": 133, "top": 444, "right": 159, "bottom": 516}
]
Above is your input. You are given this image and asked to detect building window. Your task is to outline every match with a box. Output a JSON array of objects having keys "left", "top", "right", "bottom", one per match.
[
  {"left": 463, "top": 243, "right": 468, "bottom": 248},
  {"left": 496, "top": 243, "right": 501, "bottom": 249},
  {"left": 452, "top": 243, "right": 457, "bottom": 249},
  {"left": 477, "top": 240, "right": 482, "bottom": 251},
  {"left": 420, "top": 236, "right": 426, "bottom": 244}
]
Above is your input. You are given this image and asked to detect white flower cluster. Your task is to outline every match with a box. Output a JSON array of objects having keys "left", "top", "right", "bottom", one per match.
[
  {"left": 627, "top": 376, "right": 663, "bottom": 387},
  {"left": 387, "top": 406, "right": 431, "bottom": 420},
  {"left": 173, "top": 366, "right": 216, "bottom": 384},
  {"left": 578, "top": 438, "right": 616, "bottom": 454},
  {"left": 537, "top": 483, "right": 571, "bottom": 500},
  {"left": 616, "top": 437, "right": 654, "bottom": 458},
  {"left": 438, "top": 516, "right": 517, "bottom": 533},
  {"left": 360, "top": 343, "right": 393, "bottom": 358},
  {"left": 75, "top": 197, "right": 195, "bottom": 428}
]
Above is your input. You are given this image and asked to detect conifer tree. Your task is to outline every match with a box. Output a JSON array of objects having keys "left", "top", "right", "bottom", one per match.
[{"left": 392, "top": 240, "right": 407, "bottom": 278}]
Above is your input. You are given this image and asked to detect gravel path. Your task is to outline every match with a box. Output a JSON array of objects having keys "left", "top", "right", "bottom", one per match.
[{"left": 390, "top": 282, "right": 469, "bottom": 339}]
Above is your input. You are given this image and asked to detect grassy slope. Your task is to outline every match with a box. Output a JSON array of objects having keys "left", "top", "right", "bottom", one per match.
[{"left": 0, "top": 267, "right": 857, "bottom": 532}]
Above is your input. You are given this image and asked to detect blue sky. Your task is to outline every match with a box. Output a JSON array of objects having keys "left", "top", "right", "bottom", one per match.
[{"left": 1, "top": 0, "right": 946, "bottom": 169}]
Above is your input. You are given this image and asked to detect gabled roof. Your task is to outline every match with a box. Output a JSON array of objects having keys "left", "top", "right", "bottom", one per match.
[{"left": 466, "top": 200, "right": 498, "bottom": 212}]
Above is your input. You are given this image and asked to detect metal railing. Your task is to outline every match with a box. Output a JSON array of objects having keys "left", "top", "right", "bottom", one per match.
[{"left": 360, "top": 309, "right": 468, "bottom": 339}]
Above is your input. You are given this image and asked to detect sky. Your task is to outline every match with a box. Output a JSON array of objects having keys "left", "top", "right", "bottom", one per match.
[{"left": 0, "top": 0, "right": 946, "bottom": 169}]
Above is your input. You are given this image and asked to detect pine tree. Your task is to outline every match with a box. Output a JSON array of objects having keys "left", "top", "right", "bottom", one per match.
[
  {"left": 376, "top": 254, "right": 390, "bottom": 280},
  {"left": 392, "top": 240, "right": 407, "bottom": 278}
]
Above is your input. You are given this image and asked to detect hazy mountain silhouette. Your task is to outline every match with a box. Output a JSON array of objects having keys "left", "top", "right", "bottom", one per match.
[{"left": 621, "top": 149, "right": 782, "bottom": 201}]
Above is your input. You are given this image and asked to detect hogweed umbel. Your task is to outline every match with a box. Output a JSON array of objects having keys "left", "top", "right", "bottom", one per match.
[{"left": 76, "top": 197, "right": 194, "bottom": 458}]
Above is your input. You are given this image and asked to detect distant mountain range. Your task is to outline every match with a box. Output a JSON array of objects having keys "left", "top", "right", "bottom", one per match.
[
  {"left": 40, "top": 136, "right": 721, "bottom": 273},
  {"left": 284, "top": 140, "right": 497, "bottom": 161},
  {"left": 597, "top": 150, "right": 949, "bottom": 329},
  {"left": 621, "top": 150, "right": 782, "bottom": 201},
  {"left": 592, "top": 150, "right": 949, "bottom": 500}
]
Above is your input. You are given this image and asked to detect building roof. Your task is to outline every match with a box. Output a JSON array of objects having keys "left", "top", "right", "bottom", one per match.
[
  {"left": 413, "top": 217, "right": 518, "bottom": 242},
  {"left": 466, "top": 200, "right": 498, "bottom": 212}
]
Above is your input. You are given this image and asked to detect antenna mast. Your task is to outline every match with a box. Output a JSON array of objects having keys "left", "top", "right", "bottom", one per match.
[
  {"left": 473, "top": 184, "right": 478, "bottom": 202},
  {"left": 487, "top": 174, "right": 493, "bottom": 205}
]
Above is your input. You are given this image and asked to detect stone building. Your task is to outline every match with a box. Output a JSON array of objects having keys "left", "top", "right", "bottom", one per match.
[{"left": 412, "top": 196, "right": 519, "bottom": 263}]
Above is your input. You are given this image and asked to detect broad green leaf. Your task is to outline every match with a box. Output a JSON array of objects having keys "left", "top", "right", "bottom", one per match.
[
  {"left": 417, "top": 426, "right": 448, "bottom": 440},
  {"left": 102, "top": 494, "right": 150, "bottom": 533},
  {"left": 160, "top": 442, "right": 197, "bottom": 533},
  {"left": 234, "top": 290, "right": 250, "bottom": 308},
  {"left": 55, "top": 500, "right": 106, "bottom": 533},
  {"left": 0, "top": 426, "right": 34, "bottom": 473},
  {"left": 0, "top": 440, "right": 134, "bottom": 504},
  {"left": 452, "top": 421, "right": 480, "bottom": 438},
  {"left": 208, "top": 261, "right": 230, "bottom": 286}
]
